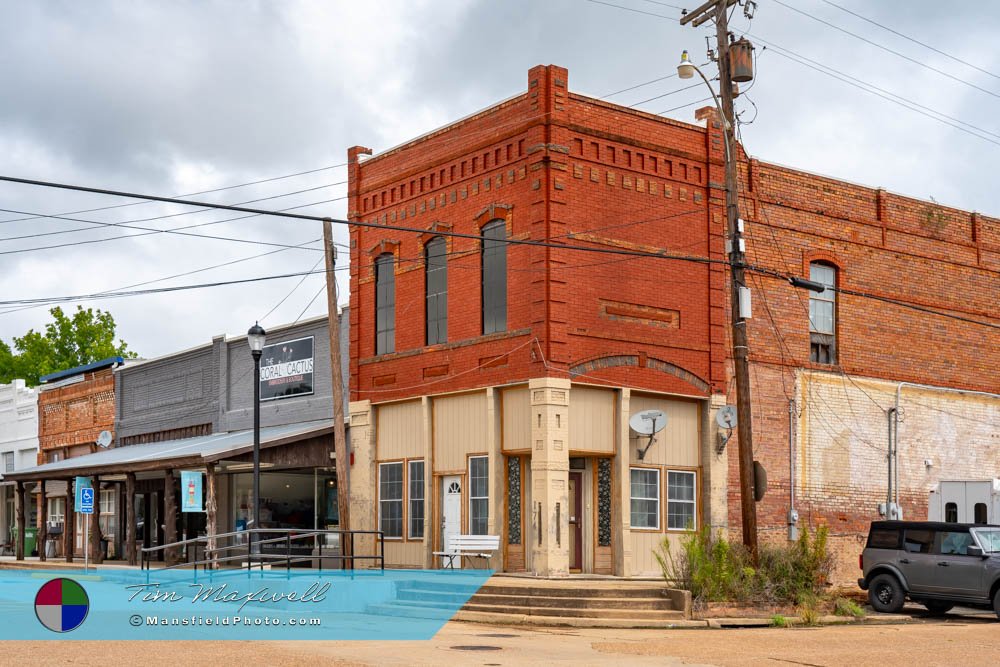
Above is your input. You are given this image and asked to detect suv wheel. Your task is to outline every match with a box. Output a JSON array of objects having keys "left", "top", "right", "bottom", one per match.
[
  {"left": 993, "top": 589, "right": 1000, "bottom": 620},
  {"left": 923, "top": 600, "right": 954, "bottom": 615},
  {"left": 868, "top": 573, "right": 905, "bottom": 614}
]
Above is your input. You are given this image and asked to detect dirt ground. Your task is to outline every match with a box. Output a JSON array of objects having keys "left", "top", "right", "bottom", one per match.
[{"left": 4, "top": 612, "right": 1000, "bottom": 667}]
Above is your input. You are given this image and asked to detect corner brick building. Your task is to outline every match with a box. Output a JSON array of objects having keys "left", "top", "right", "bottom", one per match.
[{"left": 346, "top": 65, "right": 1000, "bottom": 579}]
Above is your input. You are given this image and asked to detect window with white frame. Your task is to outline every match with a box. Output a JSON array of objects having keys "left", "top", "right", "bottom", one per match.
[
  {"left": 408, "top": 460, "right": 425, "bottom": 539},
  {"left": 47, "top": 497, "right": 65, "bottom": 524},
  {"left": 667, "top": 471, "right": 696, "bottom": 530},
  {"left": 2, "top": 452, "right": 13, "bottom": 473},
  {"left": 378, "top": 462, "right": 403, "bottom": 539},
  {"left": 630, "top": 468, "right": 660, "bottom": 530},
  {"left": 100, "top": 489, "right": 115, "bottom": 515},
  {"left": 808, "top": 263, "right": 837, "bottom": 364},
  {"left": 469, "top": 456, "right": 489, "bottom": 535}
]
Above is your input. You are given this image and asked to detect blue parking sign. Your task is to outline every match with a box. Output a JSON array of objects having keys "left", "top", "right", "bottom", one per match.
[{"left": 79, "top": 487, "right": 95, "bottom": 515}]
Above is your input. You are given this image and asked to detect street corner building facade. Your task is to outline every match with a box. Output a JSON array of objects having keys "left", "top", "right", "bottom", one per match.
[
  {"left": 346, "top": 64, "right": 1000, "bottom": 579},
  {"left": 0, "top": 379, "right": 39, "bottom": 557},
  {"left": 6, "top": 313, "right": 350, "bottom": 567}
]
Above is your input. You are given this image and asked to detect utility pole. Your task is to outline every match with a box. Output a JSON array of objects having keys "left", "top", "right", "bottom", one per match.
[
  {"left": 323, "top": 219, "right": 351, "bottom": 562},
  {"left": 681, "top": 0, "right": 758, "bottom": 559}
]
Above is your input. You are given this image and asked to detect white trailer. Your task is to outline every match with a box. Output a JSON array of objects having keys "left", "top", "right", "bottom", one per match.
[{"left": 928, "top": 479, "right": 1000, "bottom": 524}]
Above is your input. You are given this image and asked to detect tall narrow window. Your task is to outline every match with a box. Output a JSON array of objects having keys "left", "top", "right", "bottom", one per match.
[
  {"left": 667, "top": 471, "right": 696, "bottom": 530},
  {"left": 481, "top": 220, "right": 507, "bottom": 334},
  {"left": 809, "top": 263, "right": 837, "bottom": 364},
  {"left": 408, "top": 460, "right": 425, "bottom": 539},
  {"left": 425, "top": 238, "right": 447, "bottom": 345},
  {"left": 2, "top": 451, "right": 13, "bottom": 473},
  {"left": 630, "top": 468, "right": 660, "bottom": 530},
  {"left": 469, "top": 456, "right": 489, "bottom": 535},
  {"left": 378, "top": 462, "right": 403, "bottom": 539},
  {"left": 375, "top": 253, "right": 395, "bottom": 355}
]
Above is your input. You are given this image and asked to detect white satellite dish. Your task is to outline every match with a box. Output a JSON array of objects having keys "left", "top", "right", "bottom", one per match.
[
  {"left": 715, "top": 405, "right": 738, "bottom": 430},
  {"left": 96, "top": 430, "right": 112, "bottom": 448},
  {"left": 629, "top": 409, "right": 667, "bottom": 435},
  {"left": 630, "top": 410, "right": 667, "bottom": 461}
]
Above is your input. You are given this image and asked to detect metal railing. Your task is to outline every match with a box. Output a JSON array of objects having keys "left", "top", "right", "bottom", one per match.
[{"left": 140, "top": 528, "right": 384, "bottom": 574}]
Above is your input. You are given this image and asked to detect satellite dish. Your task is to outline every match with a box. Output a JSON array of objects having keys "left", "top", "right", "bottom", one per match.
[
  {"left": 629, "top": 409, "right": 667, "bottom": 436},
  {"left": 716, "top": 405, "right": 738, "bottom": 430},
  {"left": 96, "top": 430, "right": 112, "bottom": 448}
]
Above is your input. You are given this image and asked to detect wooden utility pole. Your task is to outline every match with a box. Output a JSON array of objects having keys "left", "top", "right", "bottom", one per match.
[
  {"left": 323, "top": 219, "right": 351, "bottom": 561},
  {"left": 681, "top": 0, "right": 758, "bottom": 559}
]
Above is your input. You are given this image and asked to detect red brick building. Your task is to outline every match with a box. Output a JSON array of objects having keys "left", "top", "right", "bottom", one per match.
[
  {"left": 346, "top": 65, "right": 1000, "bottom": 578},
  {"left": 35, "top": 357, "right": 123, "bottom": 560}
]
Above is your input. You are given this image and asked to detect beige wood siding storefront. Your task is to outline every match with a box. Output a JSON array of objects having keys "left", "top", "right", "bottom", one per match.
[
  {"left": 569, "top": 385, "right": 615, "bottom": 454},
  {"left": 627, "top": 394, "right": 701, "bottom": 575},
  {"left": 376, "top": 400, "right": 424, "bottom": 460},
  {"left": 500, "top": 386, "right": 531, "bottom": 453},
  {"left": 433, "top": 391, "right": 488, "bottom": 473}
]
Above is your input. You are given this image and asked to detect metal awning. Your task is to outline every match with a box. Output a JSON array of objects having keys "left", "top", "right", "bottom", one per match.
[{"left": 4, "top": 419, "right": 334, "bottom": 481}]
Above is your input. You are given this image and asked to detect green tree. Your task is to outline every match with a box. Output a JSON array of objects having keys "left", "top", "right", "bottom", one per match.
[{"left": 0, "top": 306, "right": 138, "bottom": 386}]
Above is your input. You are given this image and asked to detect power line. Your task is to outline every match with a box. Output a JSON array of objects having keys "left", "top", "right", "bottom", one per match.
[
  {"left": 0, "top": 268, "right": 344, "bottom": 307},
  {"left": 0, "top": 237, "right": 325, "bottom": 317},
  {"left": 259, "top": 255, "right": 326, "bottom": 324},
  {"left": 0, "top": 162, "right": 348, "bottom": 226},
  {"left": 583, "top": 0, "right": 678, "bottom": 20},
  {"left": 751, "top": 36, "right": 1000, "bottom": 148},
  {"left": 769, "top": 0, "right": 1000, "bottom": 100},
  {"left": 0, "top": 202, "right": 335, "bottom": 255},
  {"left": 0, "top": 173, "right": 726, "bottom": 268},
  {"left": 0, "top": 181, "right": 346, "bottom": 243},
  {"left": 818, "top": 0, "right": 1000, "bottom": 81}
]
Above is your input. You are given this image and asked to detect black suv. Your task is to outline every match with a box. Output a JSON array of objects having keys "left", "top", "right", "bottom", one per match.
[{"left": 858, "top": 521, "right": 1000, "bottom": 618}]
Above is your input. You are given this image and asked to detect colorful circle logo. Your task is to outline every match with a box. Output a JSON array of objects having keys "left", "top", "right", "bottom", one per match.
[{"left": 35, "top": 578, "right": 90, "bottom": 633}]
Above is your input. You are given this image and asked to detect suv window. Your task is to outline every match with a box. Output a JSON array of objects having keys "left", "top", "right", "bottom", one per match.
[
  {"left": 903, "top": 529, "right": 935, "bottom": 553},
  {"left": 868, "top": 528, "right": 900, "bottom": 549},
  {"left": 937, "top": 530, "right": 973, "bottom": 555}
]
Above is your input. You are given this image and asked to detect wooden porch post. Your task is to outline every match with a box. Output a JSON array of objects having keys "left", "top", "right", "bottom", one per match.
[
  {"left": 206, "top": 463, "right": 217, "bottom": 569},
  {"left": 14, "top": 481, "right": 25, "bottom": 560},
  {"left": 163, "top": 470, "right": 177, "bottom": 565},
  {"left": 65, "top": 478, "right": 75, "bottom": 563},
  {"left": 90, "top": 475, "right": 103, "bottom": 564},
  {"left": 38, "top": 481, "right": 48, "bottom": 562},
  {"left": 125, "top": 472, "right": 136, "bottom": 566}
]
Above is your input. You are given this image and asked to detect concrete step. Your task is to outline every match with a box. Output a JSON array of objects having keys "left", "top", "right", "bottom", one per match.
[
  {"left": 461, "top": 602, "right": 683, "bottom": 620},
  {"left": 468, "top": 592, "right": 674, "bottom": 610},
  {"left": 475, "top": 584, "right": 666, "bottom": 598},
  {"left": 364, "top": 603, "right": 454, "bottom": 620},
  {"left": 453, "top": 609, "right": 699, "bottom": 629}
]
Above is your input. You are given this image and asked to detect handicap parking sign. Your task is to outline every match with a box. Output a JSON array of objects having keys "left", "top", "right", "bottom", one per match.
[{"left": 79, "top": 487, "right": 95, "bottom": 515}]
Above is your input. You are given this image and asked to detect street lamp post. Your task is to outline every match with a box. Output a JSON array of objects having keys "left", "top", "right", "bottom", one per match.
[
  {"left": 678, "top": 46, "right": 759, "bottom": 560},
  {"left": 247, "top": 322, "right": 266, "bottom": 569}
]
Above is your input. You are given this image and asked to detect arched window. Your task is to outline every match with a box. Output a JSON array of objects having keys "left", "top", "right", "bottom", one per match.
[
  {"left": 375, "top": 253, "right": 395, "bottom": 355},
  {"left": 481, "top": 220, "right": 507, "bottom": 334},
  {"left": 425, "top": 237, "right": 447, "bottom": 345},
  {"left": 808, "top": 262, "right": 837, "bottom": 364}
]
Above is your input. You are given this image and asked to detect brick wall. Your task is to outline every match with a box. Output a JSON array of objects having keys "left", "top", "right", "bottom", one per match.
[
  {"left": 347, "top": 64, "right": 1000, "bottom": 580},
  {"left": 37, "top": 368, "right": 116, "bottom": 462},
  {"left": 349, "top": 65, "right": 728, "bottom": 405}
]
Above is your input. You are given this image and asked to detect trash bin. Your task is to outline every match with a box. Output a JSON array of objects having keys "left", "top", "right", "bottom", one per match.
[
  {"left": 12, "top": 528, "right": 38, "bottom": 557},
  {"left": 25, "top": 528, "right": 37, "bottom": 557}
]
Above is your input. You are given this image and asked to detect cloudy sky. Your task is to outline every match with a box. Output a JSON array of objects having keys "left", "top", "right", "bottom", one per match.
[{"left": 1, "top": 0, "right": 998, "bottom": 361}]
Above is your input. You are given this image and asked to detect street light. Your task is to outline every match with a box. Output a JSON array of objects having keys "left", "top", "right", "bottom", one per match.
[
  {"left": 247, "top": 322, "right": 266, "bottom": 568},
  {"left": 676, "top": 45, "right": 760, "bottom": 559}
]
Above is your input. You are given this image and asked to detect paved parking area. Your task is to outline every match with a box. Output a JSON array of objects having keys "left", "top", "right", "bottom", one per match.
[{"left": 4, "top": 611, "right": 999, "bottom": 666}]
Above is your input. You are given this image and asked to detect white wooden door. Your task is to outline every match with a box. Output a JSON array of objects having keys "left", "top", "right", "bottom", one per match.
[{"left": 441, "top": 475, "right": 461, "bottom": 567}]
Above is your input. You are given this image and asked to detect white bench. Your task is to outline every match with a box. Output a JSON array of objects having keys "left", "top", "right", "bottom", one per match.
[{"left": 434, "top": 534, "right": 499, "bottom": 569}]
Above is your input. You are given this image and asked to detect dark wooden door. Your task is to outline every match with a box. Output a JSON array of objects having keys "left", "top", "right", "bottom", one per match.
[{"left": 569, "top": 471, "right": 583, "bottom": 571}]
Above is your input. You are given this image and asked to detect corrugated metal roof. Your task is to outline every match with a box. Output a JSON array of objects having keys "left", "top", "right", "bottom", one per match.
[
  {"left": 6, "top": 419, "right": 332, "bottom": 479},
  {"left": 39, "top": 356, "right": 125, "bottom": 384}
]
